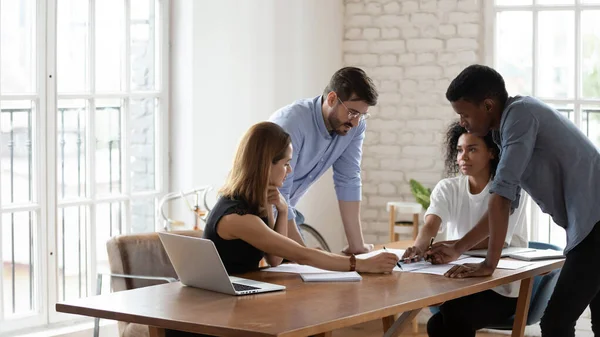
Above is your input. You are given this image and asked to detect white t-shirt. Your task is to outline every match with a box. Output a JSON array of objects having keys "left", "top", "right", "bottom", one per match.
[{"left": 425, "top": 175, "right": 529, "bottom": 297}]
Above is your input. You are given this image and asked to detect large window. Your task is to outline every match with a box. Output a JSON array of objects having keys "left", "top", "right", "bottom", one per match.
[
  {"left": 0, "top": 0, "right": 169, "bottom": 333},
  {"left": 488, "top": 0, "right": 600, "bottom": 247}
]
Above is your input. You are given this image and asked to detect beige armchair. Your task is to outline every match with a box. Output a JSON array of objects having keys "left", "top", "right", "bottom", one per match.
[{"left": 94, "top": 230, "right": 203, "bottom": 337}]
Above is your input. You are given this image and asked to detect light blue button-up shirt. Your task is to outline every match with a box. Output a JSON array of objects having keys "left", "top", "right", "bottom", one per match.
[
  {"left": 490, "top": 95, "right": 600, "bottom": 253},
  {"left": 269, "top": 96, "right": 365, "bottom": 220}
]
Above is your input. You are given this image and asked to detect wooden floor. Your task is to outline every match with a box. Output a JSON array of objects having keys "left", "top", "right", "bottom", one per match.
[{"left": 332, "top": 319, "right": 509, "bottom": 336}]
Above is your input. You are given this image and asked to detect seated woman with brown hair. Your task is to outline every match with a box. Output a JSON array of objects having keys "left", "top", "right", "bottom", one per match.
[
  {"left": 165, "top": 122, "right": 398, "bottom": 337},
  {"left": 203, "top": 121, "right": 398, "bottom": 274}
]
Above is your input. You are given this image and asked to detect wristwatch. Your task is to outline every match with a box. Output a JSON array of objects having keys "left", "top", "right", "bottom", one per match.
[{"left": 349, "top": 254, "right": 356, "bottom": 271}]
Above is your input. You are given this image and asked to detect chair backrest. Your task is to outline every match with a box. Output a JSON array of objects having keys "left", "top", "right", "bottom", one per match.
[
  {"left": 526, "top": 241, "right": 563, "bottom": 325},
  {"left": 106, "top": 230, "right": 203, "bottom": 292}
]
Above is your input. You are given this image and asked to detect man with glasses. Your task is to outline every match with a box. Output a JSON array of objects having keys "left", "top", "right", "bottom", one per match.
[{"left": 269, "top": 67, "right": 378, "bottom": 255}]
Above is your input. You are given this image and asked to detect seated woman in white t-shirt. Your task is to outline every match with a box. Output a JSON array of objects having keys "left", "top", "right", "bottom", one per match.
[{"left": 402, "top": 121, "right": 528, "bottom": 337}]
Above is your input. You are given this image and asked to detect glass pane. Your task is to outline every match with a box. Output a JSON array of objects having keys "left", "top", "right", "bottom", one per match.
[
  {"left": 131, "top": 0, "right": 151, "bottom": 21},
  {"left": 536, "top": 0, "right": 573, "bottom": 4},
  {"left": 2, "top": 211, "right": 36, "bottom": 316},
  {"left": 57, "top": 100, "right": 88, "bottom": 200},
  {"left": 131, "top": 198, "right": 155, "bottom": 233},
  {"left": 57, "top": 206, "right": 89, "bottom": 301},
  {"left": 0, "top": 0, "right": 36, "bottom": 93},
  {"left": 96, "top": 0, "right": 124, "bottom": 92},
  {"left": 582, "top": 106, "right": 600, "bottom": 148},
  {"left": 1, "top": 101, "right": 35, "bottom": 204},
  {"left": 537, "top": 11, "right": 575, "bottom": 98},
  {"left": 582, "top": 11, "right": 600, "bottom": 99},
  {"left": 57, "top": 0, "right": 89, "bottom": 93},
  {"left": 558, "top": 108, "right": 574, "bottom": 123},
  {"left": 130, "top": 0, "right": 158, "bottom": 90},
  {"left": 96, "top": 99, "right": 123, "bottom": 195},
  {"left": 130, "top": 98, "right": 156, "bottom": 192},
  {"left": 95, "top": 202, "right": 122, "bottom": 294},
  {"left": 548, "top": 104, "right": 574, "bottom": 123},
  {"left": 582, "top": 0, "right": 600, "bottom": 3},
  {"left": 496, "top": 0, "right": 532, "bottom": 5},
  {"left": 549, "top": 220, "right": 566, "bottom": 249},
  {"left": 496, "top": 11, "right": 533, "bottom": 95}
]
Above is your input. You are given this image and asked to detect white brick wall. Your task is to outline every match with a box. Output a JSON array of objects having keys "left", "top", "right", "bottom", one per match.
[{"left": 343, "top": 0, "right": 483, "bottom": 242}]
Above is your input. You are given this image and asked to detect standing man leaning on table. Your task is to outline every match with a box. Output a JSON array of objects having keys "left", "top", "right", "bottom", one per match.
[
  {"left": 269, "top": 67, "right": 377, "bottom": 255},
  {"left": 427, "top": 64, "right": 600, "bottom": 337}
]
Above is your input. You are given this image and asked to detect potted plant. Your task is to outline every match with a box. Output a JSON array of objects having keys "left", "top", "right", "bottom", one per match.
[{"left": 409, "top": 179, "right": 431, "bottom": 211}]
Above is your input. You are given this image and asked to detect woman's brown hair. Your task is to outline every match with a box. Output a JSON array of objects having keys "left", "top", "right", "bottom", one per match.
[{"left": 220, "top": 122, "right": 291, "bottom": 214}]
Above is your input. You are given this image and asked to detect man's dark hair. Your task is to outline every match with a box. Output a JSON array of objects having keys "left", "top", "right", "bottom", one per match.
[
  {"left": 444, "top": 120, "right": 499, "bottom": 178},
  {"left": 446, "top": 64, "right": 508, "bottom": 104},
  {"left": 323, "top": 67, "right": 378, "bottom": 106}
]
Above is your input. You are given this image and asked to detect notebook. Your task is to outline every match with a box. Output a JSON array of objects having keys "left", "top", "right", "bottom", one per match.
[
  {"left": 508, "top": 249, "right": 565, "bottom": 261},
  {"left": 300, "top": 271, "right": 362, "bottom": 282}
]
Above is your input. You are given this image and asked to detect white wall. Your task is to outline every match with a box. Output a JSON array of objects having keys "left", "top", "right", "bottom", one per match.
[
  {"left": 343, "top": 0, "right": 484, "bottom": 243},
  {"left": 169, "top": 0, "right": 347, "bottom": 252}
]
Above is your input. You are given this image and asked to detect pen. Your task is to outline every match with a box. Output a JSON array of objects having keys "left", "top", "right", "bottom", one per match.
[
  {"left": 384, "top": 246, "right": 402, "bottom": 270},
  {"left": 425, "top": 237, "right": 435, "bottom": 262}
]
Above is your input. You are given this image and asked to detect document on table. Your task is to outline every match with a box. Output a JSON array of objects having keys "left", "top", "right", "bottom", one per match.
[
  {"left": 356, "top": 248, "right": 406, "bottom": 260},
  {"left": 262, "top": 252, "right": 530, "bottom": 278},
  {"left": 392, "top": 256, "right": 532, "bottom": 275},
  {"left": 263, "top": 264, "right": 336, "bottom": 274}
]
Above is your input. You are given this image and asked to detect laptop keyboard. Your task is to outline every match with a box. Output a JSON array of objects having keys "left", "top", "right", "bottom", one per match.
[{"left": 232, "top": 283, "right": 260, "bottom": 292}]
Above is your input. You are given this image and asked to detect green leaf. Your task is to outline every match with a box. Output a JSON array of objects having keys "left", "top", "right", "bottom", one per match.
[{"left": 409, "top": 179, "right": 431, "bottom": 210}]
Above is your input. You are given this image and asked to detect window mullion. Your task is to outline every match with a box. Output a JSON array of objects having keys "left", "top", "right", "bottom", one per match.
[
  {"left": 87, "top": 0, "right": 98, "bottom": 302},
  {"left": 46, "top": 0, "right": 60, "bottom": 325},
  {"left": 532, "top": 8, "right": 539, "bottom": 97},
  {"left": 157, "top": 0, "right": 170, "bottom": 233},
  {"left": 574, "top": 4, "right": 582, "bottom": 128},
  {"left": 123, "top": 0, "right": 132, "bottom": 233}
]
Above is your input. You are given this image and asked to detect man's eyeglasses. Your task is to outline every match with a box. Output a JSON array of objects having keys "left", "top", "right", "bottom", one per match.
[{"left": 337, "top": 97, "right": 370, "bottom": 121}]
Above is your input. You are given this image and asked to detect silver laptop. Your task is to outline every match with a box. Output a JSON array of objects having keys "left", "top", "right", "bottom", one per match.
[{"left": 158, "top": 232, "right": 285, "bottom": 295}]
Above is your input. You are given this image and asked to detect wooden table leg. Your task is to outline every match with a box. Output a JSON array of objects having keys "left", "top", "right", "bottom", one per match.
[
  {"left": 511, "top": 277, "right": 534, "bottom": 337},
  {"left": 412, "top": 213, "right": 419, "bottom": 240},
  {"left": 382, "top": 315, "right": 396, "bottom": 332},
  {"left": 412, "top": 316, "right": 419, "bottom": 333},
  {"left": 149, "top": 326, "right": 166, "bottom": 337},
  {"left": 382, "top": 309, "right": 421, "bottom": 337},
  {"left": 389, "top": 205, "right": 396, "bottom": 242}
]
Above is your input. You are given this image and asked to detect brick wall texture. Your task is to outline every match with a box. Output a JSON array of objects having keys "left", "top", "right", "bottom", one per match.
[{"left": 343, "top": 0, "right": 484, "bottom": 243}]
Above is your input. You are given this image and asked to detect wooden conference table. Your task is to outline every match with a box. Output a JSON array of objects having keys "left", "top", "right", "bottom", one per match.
[{"left": 56, "top": 240, "right": 564, "bottom": 337}]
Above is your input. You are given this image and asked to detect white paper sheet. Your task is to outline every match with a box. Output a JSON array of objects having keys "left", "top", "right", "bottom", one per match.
[
  {"left": 356, "top": 248, "right": 406, "bottom": 260},
  {"left": 262, "top": 264, "right": 336, "bottom": 274}
]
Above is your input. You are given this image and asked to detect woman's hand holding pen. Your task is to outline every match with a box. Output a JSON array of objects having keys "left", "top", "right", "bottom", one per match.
[
  {"left": 401, "top": 246, "right": 425, "bottom": 263},
  {"left": 356, "top": 252, "right": 399, "bottom": 273}
]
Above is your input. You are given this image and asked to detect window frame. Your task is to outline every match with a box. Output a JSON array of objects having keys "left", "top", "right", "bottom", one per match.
[
  {"left": 485, "top": 0, "right": 600, "bottom": 246},
  {"left": 0, "top": 0, "right": 170, "bottom": 333}
]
